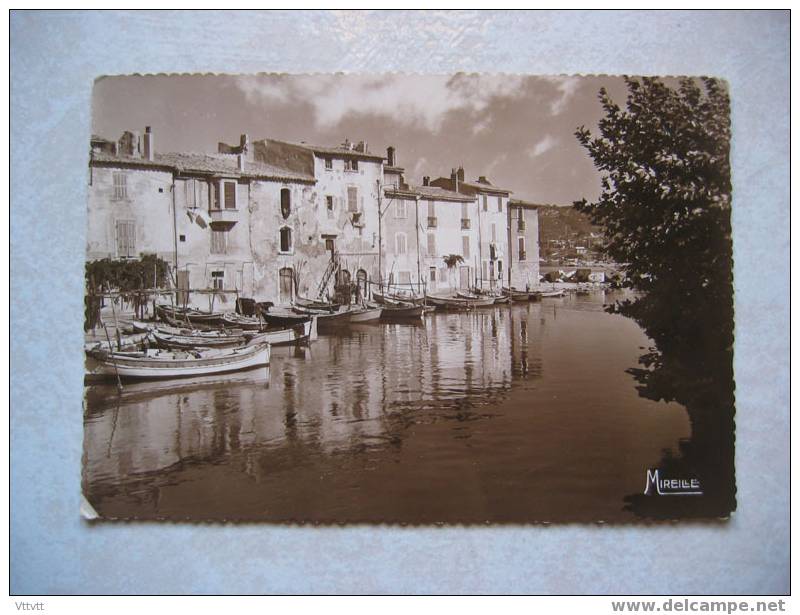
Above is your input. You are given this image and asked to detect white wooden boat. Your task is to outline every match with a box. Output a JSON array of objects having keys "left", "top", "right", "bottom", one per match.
[
  {"left": 540, "top": 290, "right": 566, "bottom": 298},
  {"left": 372, "top": 290, "right": 426, "bottom": 306},
  {"left": 221, "top": 312, "right": 264, "bottom": 331},
  {"left": 155, "top": 304, "right": 225, "bottom": 325},
  {"left": 258, "top": 319, "right": 313, "bottom": 345},
  {"left": 152, "top": 329, "right": 247, "bottom": 349},
  {"left": 85, "top": 342, "right": 270, "bottom": 380},
  {"left": 453, "top": 292, "right": 497, "bottom": 307}
]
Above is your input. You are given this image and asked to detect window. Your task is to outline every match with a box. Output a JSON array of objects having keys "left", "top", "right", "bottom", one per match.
[
  {"left": 211, "top": 270, "right": 224, "bottom": 291},
  {"left": 280, "top": 227, "right": 293, "bottom": 253},
  {"left": 498, "top": 260, "right": 503, "bottom": 276},
  {"left": 518, "top": 237, "right": 526, "bottom": 260},
  {"left": 344, "top": 158, "right": 358, "bottom": 171},
  {"left": 211, "top": 228, "right": 228, "bottom": 254},
  {"left": 185, "top": 179, "right": 197, "bottom": 208},
  {"left": 462, "top": 235, "right": 470, "bottom": 259},
  {"left": 325, "top": 237, "right": 335, "bottom": 253},
  {"left": 395, "top": 200, "right": 407, "bottom": 219},
  {"left": 460, "top": 202, "right": 470, "bottom": 229},
  {"left": 429, "top": 267, "right": 436, "bottom": 282},
  {"left": 223, "top": 181, "right": 236, "bottom": 209},
  {"left": 497, "top": 196, "right": 503, "bottom": 212},
  {"left": 427, "top": 233, "right": 436, "bottom": 256},
  {"left": 280, "top": 188, "right": 291, "bottom": 219},
  {"left": 482, "top": 194, "right": 488, "bottom": 212},
  {"left": 347, "top": 187, "right": 358, "bottom": 213},
  {"left": 395, "top": 233, "right": 407, "bottom": 255},
  {"left": 211, "top": 182, "right": 219, "bottom": 209},
  {"left": 179, "top": 234, "right": 186, "bottom": 242},
  {"left": 112, "top": 172, "right": 127, "bottom": 200},
  {"left": 116, "top": 220, "right": 135, "bottom": 257},
  {"left": 324, "top": 157, "right": 332, "bottom": 170}
]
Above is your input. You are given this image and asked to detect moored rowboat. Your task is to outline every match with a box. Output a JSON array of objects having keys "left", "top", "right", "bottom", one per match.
[
  {"left": 86, "top": 342, "right": 270, "bottom": 380},
  {"left": 380, "top": 303, "right": 425, "bottom": 319},
  {"left": 349, "top": 307, "right": 383, "bottom": 322},
  {"left": 156, "top": 304, "right": 225, "bottom": 325}
]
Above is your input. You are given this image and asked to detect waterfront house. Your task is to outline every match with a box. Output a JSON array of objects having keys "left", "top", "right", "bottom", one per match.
[
  {"left": 507, "top": 198, "right": 541, "bottom": 290},
  {"left": 430, "top": 168, "right": 513, "bottom": 290}
]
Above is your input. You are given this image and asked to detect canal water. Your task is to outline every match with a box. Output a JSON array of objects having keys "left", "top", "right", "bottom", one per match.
[{"left": 83, "top": 291, "right": 692, "bottom": 523}]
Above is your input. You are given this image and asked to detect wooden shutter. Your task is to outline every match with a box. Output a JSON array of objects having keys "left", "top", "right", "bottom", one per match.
[
  {"left": 185, "top": 179, "right": 196, "bottom": 208},
  {"left": 224, "top": 182, "right": 236, "bottom": 209},
  {"left": 427, "top": 233, "right": 436, "bottom": 256},
  {"left": 116, "top": 220, "right": 134, "bottom": 257},
  {"left": 347, "top": 187, "right": 358, "bottom": 212},
  {"left": 113, "top": 172, "right": 127, "bottom": 200},
  {"left": 462, "top": 235, "right": 470, "bottom": 259}
]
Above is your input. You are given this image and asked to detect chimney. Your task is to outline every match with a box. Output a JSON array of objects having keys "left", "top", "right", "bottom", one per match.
[
  {"left": 478, "top": 175, "right": 488, "bottom": 184},
  {"left": 451, "top": 168, "right": 459, "bottom": 192},
  {"left": 457, "top": 166, "right": 465, "bottom": 182},
  {"left": 355, "top": 140, "right": 367, "bottom": 153},
  {"left": 386, "top": 146, "right": 396, "bottom": 167},
  {"left": 240, "top": 133, "right": 249, "bottom": 150},
  {"left": 422, "top": 176, "right": 430, "bottom": 186},
  {"left": 142, "top": 126, "right": 154, "bottom": 161},
  {"left": 237, "top": 153, "right": 245, "bottom": 171}
]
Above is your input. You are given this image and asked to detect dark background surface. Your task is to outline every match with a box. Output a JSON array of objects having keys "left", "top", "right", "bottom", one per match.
[{"left": 10, "top": 10, "right": 789, "bottom": 595}]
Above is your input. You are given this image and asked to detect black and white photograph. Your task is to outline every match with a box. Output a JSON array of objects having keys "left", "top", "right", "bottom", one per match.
[{"left": 82, "top": 72, "right": 735, "bottom": 523}]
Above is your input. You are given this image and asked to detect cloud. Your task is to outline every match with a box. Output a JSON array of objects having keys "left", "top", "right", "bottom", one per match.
[
  {"left": 548, "top": 76, "right": 581, "bottom": 115},
  {"left": 235, "top": 74, "right": 530, "bottom": 132},
  {"left": 526, "top": 135, "right": 557, "bottom": 158}
]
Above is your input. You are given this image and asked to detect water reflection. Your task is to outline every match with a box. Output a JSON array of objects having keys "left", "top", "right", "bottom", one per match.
[{"left": 84, "top": 291, "right": 695, "bottom": 523}]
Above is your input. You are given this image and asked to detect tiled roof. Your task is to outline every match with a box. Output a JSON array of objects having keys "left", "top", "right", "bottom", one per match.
[
  {"left": 90, "top": 151, "right": 315, "bottom": 183},
  {"left": 383, "top": 165, "right": 405, "bottom": 174},
  {"left": 458, "top": 179, "right": 514, "bottom": 195},
  {"left": 412, "top": 185, "right": 474, "bottom": 202},
  {"left": 267, "top": 138, "right": 386, "bottom": 161},
  {"left": 383, "top": 183, "right": 475, "bottom": 203}
]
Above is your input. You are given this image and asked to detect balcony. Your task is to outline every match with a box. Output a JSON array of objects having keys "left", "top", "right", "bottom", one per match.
[
  {"left": 517, "top": 220, "right": 526, "bottom": 231},
  {"left": 209, "top": 208, "right": 239, "bottom": 224},
  {"left": 461, "top": 218, "right": 471, "bottom": 230},
  {"left": 427, "top": 216, "right": 438, "bottom": 228}
]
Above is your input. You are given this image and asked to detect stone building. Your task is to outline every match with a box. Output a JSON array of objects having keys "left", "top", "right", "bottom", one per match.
[
  {"left": 87, "top": 128, "right": 542, "bottom": 306},
  {"left": 430, "top": 168, "right": 513, "bottom": 290},
  {"left": 507, "top": 198, "right": 541, "bottom": 289},
  {"left": 248, "top": 138, "right": 383, "bottom": 302},
  {"left": 380, "top": 148, "right": 479, "bottom": 293}
]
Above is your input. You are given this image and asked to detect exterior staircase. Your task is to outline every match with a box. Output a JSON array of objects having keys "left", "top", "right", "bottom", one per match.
[{"left": 316, "top": 254, "right": 339, "bottom": 300}]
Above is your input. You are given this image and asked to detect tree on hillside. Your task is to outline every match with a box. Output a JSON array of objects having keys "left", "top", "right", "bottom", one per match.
[{"left": 574, "top": 77, "right": 733, "bottom": 363}]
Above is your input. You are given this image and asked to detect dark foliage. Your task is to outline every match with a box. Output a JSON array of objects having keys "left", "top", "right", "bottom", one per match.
[
  {"left": 84, "top": 255, "right": 170, "bottom": 330},
  {"left": 575, "top": 77, "right": 736, "bottom": 518},
  {"left": 575, "top": 77, "right": 732, "bottom": 362}
]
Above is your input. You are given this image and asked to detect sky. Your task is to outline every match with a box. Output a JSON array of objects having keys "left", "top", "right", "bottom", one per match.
[{"left": 92, "top": 73, "right": 631, "bottom": 204}]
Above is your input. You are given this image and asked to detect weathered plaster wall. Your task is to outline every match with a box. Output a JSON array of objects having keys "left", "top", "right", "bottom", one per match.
[{"left": 86, "top": 165, "right": 174, "bottom": 261}]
